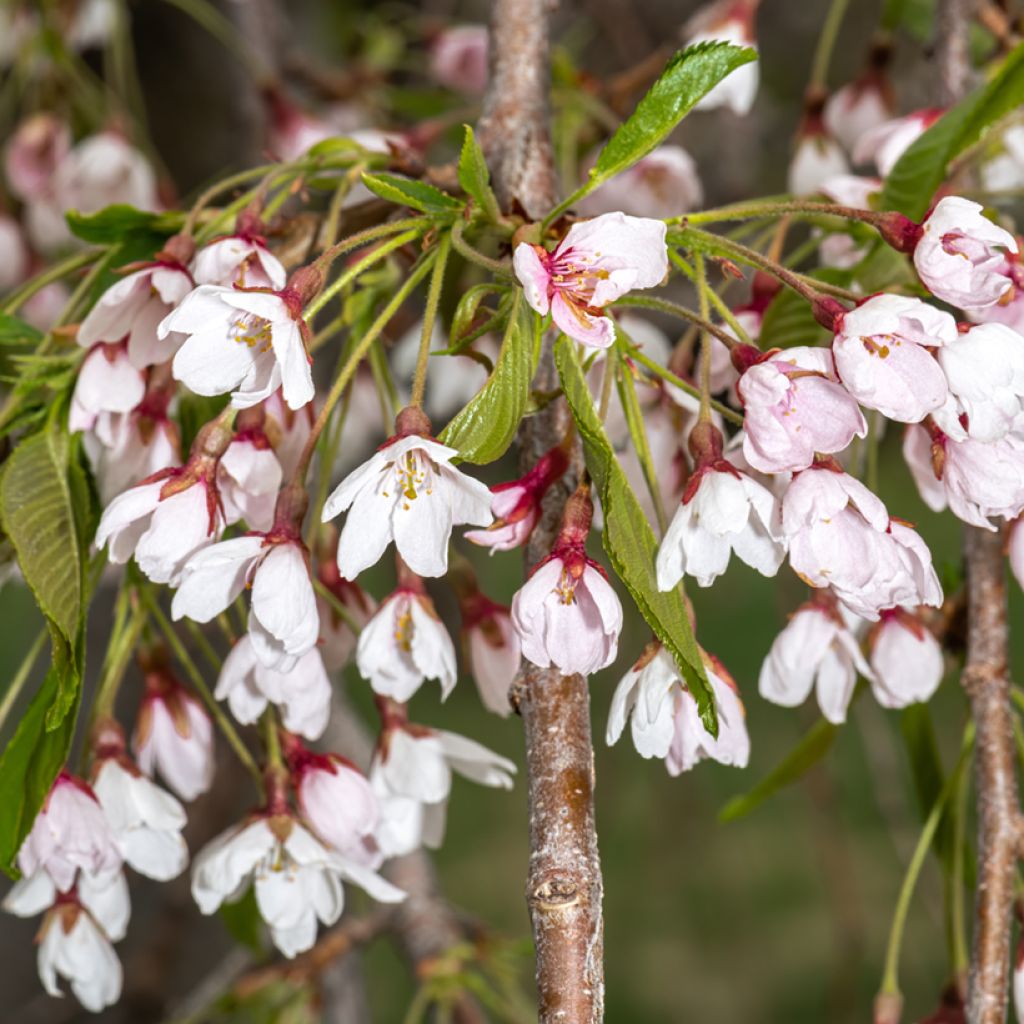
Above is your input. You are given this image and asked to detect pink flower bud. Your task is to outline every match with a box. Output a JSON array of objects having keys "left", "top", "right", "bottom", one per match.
[
  {"left": 578, "top": 145, "right": 703, "bottom": 219},
  {"left": 823, "top": 65, "right": 894, "bottom": 153},
  {"left": 3, "top": 113, "right": 71, "bottom": 202},
  {"left": 430, "top": 24, "right": 489, "bottom": 95},
  {"left": 685, "top": 0, "right": 760, "bottom": 116},
  {"left": 460, "top": 592, "right": 521, "bottom": 717}
]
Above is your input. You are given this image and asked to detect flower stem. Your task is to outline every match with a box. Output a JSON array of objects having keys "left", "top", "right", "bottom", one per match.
[
  {"left": 294, "top": 249, "right": 439, "bottom": 483},
  {"left": 263, "top": 708, "right": 283, "bottom": 769},
  {"left": 879, "top": 726, "right": 974, "bottom": 998},
  {"left": 684, "top": 199, "right": 894, "bottom": 229},
  {"left": 2, "top": 248, "right": 101, "bottom": 315},
  {"left": 312, "top": 577, "right": 365, "bottom": 634},
  {"left": 612, "top": 294, "right": 741, "bottom": 349},
  {"left": 628, "top": 347, "right": 744, "bottom": 426},
  {"left": 139, "top": 583, "right": 262, "bottom": 789},
  {"left": 670, "top": 250, "right": 753, "bottom": 346},
  {"left": 694, "top": 252, "right": 713, "bottom": 423},
  {"left": 410, "top": 230, "right": 453, "bottom": 409},
  {"left": 810, "top": 0, "right": 852, "bottom": 90},
  {"left": 0, "top": 629, "right": 47, "bottom": 735},
  {"left": 451, "top": 219, "right": 512, "bottom": 277}
]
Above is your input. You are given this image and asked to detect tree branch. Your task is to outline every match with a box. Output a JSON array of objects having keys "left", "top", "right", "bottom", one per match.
[{"left": 480, "top": 2, "right": 606, "bottom": 1021}]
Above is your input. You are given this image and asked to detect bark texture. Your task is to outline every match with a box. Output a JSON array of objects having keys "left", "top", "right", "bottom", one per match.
[{"left": 481, "top": 2, "right": 605, "bottom": 1020}]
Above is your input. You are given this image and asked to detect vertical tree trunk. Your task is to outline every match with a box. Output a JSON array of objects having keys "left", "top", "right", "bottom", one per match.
[{"left": 480, "top": 2, "right": 606, "bottom": 1021}]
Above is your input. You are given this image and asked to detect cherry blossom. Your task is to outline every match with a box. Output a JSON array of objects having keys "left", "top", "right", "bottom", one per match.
[
  {"left": 77, "top": 235, "right": 194, "bottom": 369},
  {"left": 17, "top": 772, "right": 122, "bottom": 892},
  {"left": 578, "top": 145, "right": 704, "bottom": 219},
  {"left": 934, "top": 322, "right": 1024, "bottom": 442},
  {"left": 759, "top": 598, "right": 873, "bottom": 724},
  {"left": 217, "top": 425, "right": 283, "bottom": 532},
  {"left": 192, "top": 229, "right": 287, "bottom": 291},
  {"left": 216, "top": 636, "right": 332, "bottom": 740},
  {"left": 162, "top": 281, "right": 315, "bottom": 411},
  {"left": 465, "top": 442, "right": 568, "bottom": 553},
  {"left": 913, "top": 196, "right": 1018, "bottom": 308},
  {"left": 831, "top": 293, "right": 954, "bottom": 422},
  {"left": 823, "top": 71, "right": 894, "bottom": 152},
  {"left": 322, "top": 407, "right": 493, "bottom": 578},
  {"left": 656, "top": 422, "right": 785, "bottom": 589},
  {"left": 68, "top": 341, "right": 146, "bottom": 435},
  {"left": 867, "top": 609, "right": 944, "bottom": 708},
  {"left": 356, "top": 575, "right": 457, "bottom": 702},
  {"left": 981, "top": 123, "right": 1024, "bottom": 193},
  {"left": 607, "top": 643, "right": 750, "bottom": 774},
  {"left": 191, "top": 812, "right": 404, "bottom": 958},
  {"left": 430, "top": 24, "right": 489, "bottom": 94},
  {"left": 3, "top": 113, "right": 70, "bottom": 202},
  {"left": 736, "top": 345, "right": 867, "bottom": 473},
  {"left": 788, "top": 122, "right": 849, "bottom": 197},
  {"left": 461, "top": 594, "right": 521, "bottom": 718},
  {"left": 853, "top": 108, "right": 942, "bottom": 175},
  {"left": 511, "top": 487, "right": 623, "bottom": 676},
  {"left": 964, "top": 253, "right": 1024, "bottom": 332},
  {"left": 513, "top": 212, "right": 668, "bottom": 348},
  {"left": 0, "top": 213, "right": 29, "bottom": 291},
  {"left": 172, "top": 532, "right": 319, "bottom": 671},
  {"left": 133, "top": 665, "right": 214, "bottom": 802},
  {"left": 685, "top": 0, "right": 760, "bottom": 116}
]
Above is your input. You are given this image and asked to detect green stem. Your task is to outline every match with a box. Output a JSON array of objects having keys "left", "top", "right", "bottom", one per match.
[
  {"left": 294, "top": 250, "right": 439, "bottom": 482},
  {"left": 410, "top": 231, "right": 453, "bottom": 409},
  {"left": 3, "top": 248, "right": 101, "bottom": 315},
  {"left": 182, "top": 619, "right": 223, "bottom": 674},
  {"left": 304, "top": 223, "right": 427, "bottom": 319},
  {"left": 312, "top": 578, "right": 366, "bottom": 635},
  {"left": 951, "top": 749, "right": 971, "bottom": 977},
  {"left": 694, "top": 252, "right": 712, "bottom": 421},
  {"left": 879, "top": 726, "right": 974, "bottom": 997},
  {"left": 810, "top": 0, "right": 853, "bottom": 89},
  {"left": 628, "top": 347, "right": 744, "bottom": 426},
  {"left": 0, "top": 629, "right": 48, "bottom": 735},
  {"left": 319, "top": 163, "right": 369, "bottom": 252},
  {"left": 684, "top": 199, "right": 894, "bottom": 229},
  {"left": 670, "top": 250, "right": 753, "bottom": 346},
  {"left": 139, "top": 585, "right": 262, "bottom": 789},
  {"left": 612, "top": 294, "right": 741, "bottom": 349},
  {"left": 451, "top": 219, "right": 512, "bottom": 277},
  {"left": 263, "top": 707, "right": 283, "bottom": 768}
]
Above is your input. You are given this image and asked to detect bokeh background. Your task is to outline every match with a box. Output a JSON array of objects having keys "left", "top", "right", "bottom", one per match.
[{"left": 2, "top": 1, "right": 1018, "bottom": 1021}]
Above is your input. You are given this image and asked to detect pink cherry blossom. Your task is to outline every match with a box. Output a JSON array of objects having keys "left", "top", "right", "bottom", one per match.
[
  {"left": 823, "top": 72, "right": 894, "bottom": 152},
  {"left": 0, "top": 213, "right": 29, "bottom": 291},
  {"left": 607, "top": 643, "right": 750, "bottom": 774},
  {"left": 322, "top": 407, "right": 493, "bottom": 579},
  {"left": 964, "top": 253, "right": 1024, "bottom": 331},
  {"left": 460, "top": 592, "right": 521, "bottom": 717},
  {"left": 759, "top": 598, "right": 873, "bottom": 724},
  {"left": 513, "top": 212, "right": 668, "bottom": 348},
  {"left": 913, "top": 196, "right": 1018, "bottom": 308},
  {"left": 934, "top": 322, "right": 1024, "bottom": 442},
  {"left": 216, "top": 636, "right": 331, "bottom": 740},
  {"left": 77, "top": 236, "right": 194, "bottom": 369},
  {"left": 685, "top": 1, "right": 759, "bottom": 116},
  {"left": 737, "top": 345, "right": 867, "bottom": 473},
  {"left": 3, "top": 113, "right": 70, "bottom": 202},
  {"left": 788, "top": 124, "right": 849, "bottom": 196},
  {"left": 831, "top": 293, "right": 954, "bottom": 422},
  {"left": 162, "top": 281, "right": 315, "bottom": 411},
  {"left": 192, "top": 230, "right": 287, "bottom": 290},
  {"left": 133, "top": 664, "right": 214, "bottom": 802},
  {"left": 17, "top": 772, "right": 122, "bottom": 892},
  {"left": 173, "top": 532, "right": 320, "bottom": 672},
  {"left": 68, "top": 342, "right": 146, "bottom": 435},
  {"left": 853, "top": 108, "right": 942, "bottom": 175},
  {"left": 430, "top": 24, "right": 489, "bottom": 94},
  {"left": 465, "top": 443, "right": 568, "bottom": 553},
  {"left": 511, "top": 487, "right": 623, "bottom": 675},
  {"left": 868, "top": 609, "right": 944, "bottom": 708},
  {"left": 578, "top": 145, "right": 704, "bottom": 219}
]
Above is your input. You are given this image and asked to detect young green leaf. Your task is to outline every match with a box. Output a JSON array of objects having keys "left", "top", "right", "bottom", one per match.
[
  {"left": 718, "top": 718, "right": 838, "bottom": 823},
  {"left": 0, "top": 646, "right": 81, "bottom": 876},
  {"left": 0, "top": 315, "right": 43, "bottom": 348},
  {"left": 882, "top": 43, "right": 1024, "bottom": 220},
  {"left": 457, "top": 125, "right": 502, "bottom": 223},
  {"left": 361, "top": 172, "right": 463, "bottom": 216},
  {"left": 549, "top": 41, "right": 756, "bottom": 221},
  {"left": 65, "top": 204, "right": 181, "bottom": 244},
  {"left": 0, "top": 427, "right": 81, "bottom": 644},
  {"left": 439, "top": 293, "right": 537, "bottom": 464},
  {"left": 554, "top": 336, "right": 715, "bottom": 733}
]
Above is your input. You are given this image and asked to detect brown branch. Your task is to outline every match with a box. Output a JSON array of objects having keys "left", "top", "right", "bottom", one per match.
[
  {"left": 480, "top": 2, "right": 605, "bottom": 1021},
  {"left": 961, "top": 525, "right": 1020, "bottom": 1024},
  {"left": 935, "top": 0, "right": 977, "bottom": 105}
]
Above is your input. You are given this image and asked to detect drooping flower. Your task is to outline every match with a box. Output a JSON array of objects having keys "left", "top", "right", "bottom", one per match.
[
  {"left": 511, "top": 485, "right": 623, "bottom": 675},
  {"left": 216, "top": 413, "right": 283, "bottom": 531},
  {"left": 464, "top": 442, "right": 568, "bottom": 553},
  {"left": 513, "top": 212, "right": 668, "bottom": 348},
  {"left": 17, "top": 772, "right": 122, "bottom": 892},
  {"left": 162, "top": 275, "right": 317, "bottom": 411},
  {"left": 579, "top": 145, "right": 704, "bottom": 219},
  {"left": 3, "top": 113, "right": 71, "bottom": 203},
  {"left": 823, "top": 64, "right": 894, "bottom": 153},
  {"left": 685, "top": 0, "right": 760, "bottom": 116},
  {"left": 867, "top": 609, "right": 944, "bottom": 708},
  {"left": 322, "top": 406, "right": 492, "bottom": 579},
  {"left": 853, "top": 108, "right": 942, "bottom": 175},
  {"left": 736, "top": 345, "right": 867, "bottom": 473},
  {"left": 68, "top": 341, "right": 147, "bottom": 436},
  {"left": 356, "top": 570, "right": 457, "bottom": 703},
  {"left": 0, "top": 213, "right": 29, "bottom": 291},
  {"left": 657, "top": 422, "right": 785, "bottom": 589},
  {"left": 459, "top": 589, "right": 521, "bottom": 718},
  {"left": 759, "top": 596, "right": 873, "bottom": 724},
  {"left": 192, "top": 223, "right": 287, "bottom": 291},
  {"left": 607, "top": 643, "right": 750, "bottom": 774},
  {"left": 913, "top": 196, "right": 1018, "bottom": 309},
  {"left": 933, "top": 322, "right": 1024, "bottom": 442},
  {"left": 831, "top": 293, "right": 954, "bottom": 422},
  {"left": 430, "top": 24, "right": 489, "bottom": 94},
  {"left": 216, "top": 636, "right": 332, "bottom": 741},
  {"left": 77, "top": 234, "right": 194, "bottom": 369},
  {"left": 133, "top": 658, "right": 214, "bottom": 802},
  {"left": 788, "top": 112, "right": 849, "bottom": 197}
]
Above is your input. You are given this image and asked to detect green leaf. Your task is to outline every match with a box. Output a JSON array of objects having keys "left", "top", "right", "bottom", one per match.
[
  {"left": 65, "top": 204, "right": 181, "bottom": 244},
  {"left": 759, "top": 286, "right": 829, "bottom": 350},
  {"left": 719, "top": 718, "right": 838, "bottom": 823},
  {"left": 587, "top": 42, "right": 756, "bottom": 195},
  {"left": 900, "top": 703, "right": 956, "bottom": 872},
  {"left": 0, "top": 645, "right": 81, "bottom": 876},
  {"left": 554, "top": 336, "right": 714, "bottom": 731},
  {"left": 439, "top": 292, "right": 537, "bottom": 464},
  {"left": 457, "top": 125, "right": 501, "bottom": 222},
  {"left": 219, "top": 887, "right": 265, "bottom": 954},
  {"left": 882, "top": 43, "right": 1024, "bottom": 220},
  {"left": 0, "top": 314, "right": 43, "bottom": 348},
  {"left": 361, "top": 173, "right": 462, "bottom": 216},
  {"left": 0, "top": 427, "right": 81, "bottom": 643},
  {"left": 447, "top": 283, "right": 511, "bottom": 354}
]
